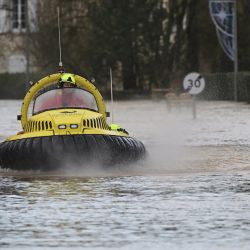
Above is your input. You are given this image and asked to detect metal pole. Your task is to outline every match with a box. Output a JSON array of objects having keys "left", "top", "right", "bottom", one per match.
[
  {"left": 110, "top": 67, "right": 114, "bottom": 124},
  {"left": 192, "top": 95, "right": 196, "bottom": 120},
  {"left": 233, "top": 0, "right": 238, "bottom": 102},
  {"left": 25, "top": 0, "right": 30, "bottom": 91}
]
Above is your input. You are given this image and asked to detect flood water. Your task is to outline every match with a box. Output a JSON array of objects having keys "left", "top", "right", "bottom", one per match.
[{"left": 1, "top": 99, "right": 250, "bottom": 249}]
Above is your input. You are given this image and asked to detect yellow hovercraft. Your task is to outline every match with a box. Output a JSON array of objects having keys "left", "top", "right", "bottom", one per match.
[{"left": 0, "top": 73, "right": 146, "bottom": 170}]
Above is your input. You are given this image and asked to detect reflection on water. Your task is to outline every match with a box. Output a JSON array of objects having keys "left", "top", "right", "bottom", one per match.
[
  {"left": 1, "top": 173, "right": 250, "bottom": 249},
  {"left": 1, "top": 100, "right": 250, "bottom": 249}
]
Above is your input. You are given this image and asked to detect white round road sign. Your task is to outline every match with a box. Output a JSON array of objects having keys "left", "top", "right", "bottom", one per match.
[{"left": 183, "top": 72, "right": 205, "bottom": 95}]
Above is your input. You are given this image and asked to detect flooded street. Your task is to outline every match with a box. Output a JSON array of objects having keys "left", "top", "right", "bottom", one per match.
[{"left": 1, "top": 100, "right": 250, "bottom": 249}]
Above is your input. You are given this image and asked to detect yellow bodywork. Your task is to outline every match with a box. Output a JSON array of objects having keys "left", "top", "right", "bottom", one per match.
[
  {"left": 7, "top": 73, "right": 128, "bottom": 141},
  {"left": 21, "top": 73, "right": 106, "bottom": 128}
]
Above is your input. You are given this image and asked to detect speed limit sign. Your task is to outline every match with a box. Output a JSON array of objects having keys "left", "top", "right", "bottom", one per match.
[{"left": 183, "top": 72, "right": 205, "bottom": 95}]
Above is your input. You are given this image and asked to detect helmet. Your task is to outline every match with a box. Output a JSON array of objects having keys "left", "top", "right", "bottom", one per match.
[{"left": 58, "top": 73, "right": 76, "bottom": 88}]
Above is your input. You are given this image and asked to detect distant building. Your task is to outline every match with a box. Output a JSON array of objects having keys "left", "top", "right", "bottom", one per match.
[{"left": 0, "top": 0, "right": 36, "bottom": 73}]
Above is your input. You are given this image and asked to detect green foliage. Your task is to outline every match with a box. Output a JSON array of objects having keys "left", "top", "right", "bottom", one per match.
[
  {"left": 30, "top": 0, "right": 250, "bottom": 91},
  {"left": 238, "top": 0, "right": 250, "bottom": 71},
  {"left": 85, "top": 0, "right": 168, "bottom": 90}
]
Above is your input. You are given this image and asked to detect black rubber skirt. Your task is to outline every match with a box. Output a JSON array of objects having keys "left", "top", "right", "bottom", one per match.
[{"left": 0, "top": 134, "right": 146, "bottom": 171}]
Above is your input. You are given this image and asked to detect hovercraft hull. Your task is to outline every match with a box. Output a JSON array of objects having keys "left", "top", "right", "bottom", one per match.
[{"left": 0, "top": 134, "right": 146, "bottom": 171}]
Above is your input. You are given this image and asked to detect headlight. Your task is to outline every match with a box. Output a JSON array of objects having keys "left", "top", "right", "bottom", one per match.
[
  {"left": 70, "top": 124, "right": 78, "bottom": 129},
  {"left": 58, "top": 124, "right": 66, "bottom": 129}
]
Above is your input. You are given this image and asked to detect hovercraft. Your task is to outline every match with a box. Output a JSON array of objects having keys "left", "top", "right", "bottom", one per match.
[{"left": 0, "top": 73, "right": 146, "bottom": 171}]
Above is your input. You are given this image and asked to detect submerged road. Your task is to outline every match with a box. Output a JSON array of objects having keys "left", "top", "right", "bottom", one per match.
[{"left": 1, "top": 100, "right": 250, "bottom": 249}]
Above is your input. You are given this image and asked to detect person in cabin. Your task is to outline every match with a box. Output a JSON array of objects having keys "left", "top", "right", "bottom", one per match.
[
  {"left": 57, "top": 73, "right": 85, "bottom": 107},
  {"left": 34, "top": 73, "right": 89, "bottom": 113}
]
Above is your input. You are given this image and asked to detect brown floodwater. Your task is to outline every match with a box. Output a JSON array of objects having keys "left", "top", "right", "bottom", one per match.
[{"left": 1, "top": 100, "right": 250, "bottom": 249}]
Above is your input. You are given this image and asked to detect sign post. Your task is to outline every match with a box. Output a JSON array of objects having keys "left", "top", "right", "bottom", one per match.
[{"left": 183, "top": 72, "right": 206, "bottom": 120}]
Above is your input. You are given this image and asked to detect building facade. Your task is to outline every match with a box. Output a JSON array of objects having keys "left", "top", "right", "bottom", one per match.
[{"left": 0, "top": 0, "right": 36, "bottom": 73}]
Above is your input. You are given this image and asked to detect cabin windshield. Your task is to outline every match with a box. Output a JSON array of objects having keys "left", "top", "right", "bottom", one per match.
[{"left": 33, "top": 87, "right": 98, "bottom": 114}]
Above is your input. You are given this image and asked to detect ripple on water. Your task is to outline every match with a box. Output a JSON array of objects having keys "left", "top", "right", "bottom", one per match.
[
  {"left": 1, "top": 101, "right": 250, "bottom": 249},
  {"left": 1, "top": 173, "right": 250, "bottom": 249}
]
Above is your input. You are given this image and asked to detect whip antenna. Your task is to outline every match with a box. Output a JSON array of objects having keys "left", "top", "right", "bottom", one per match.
[
  {"left": 110, "top": 67, "right": 114, "bottom": 123},
  {"left": 57, "top": 7, "right": 63, "bottom": 68}
]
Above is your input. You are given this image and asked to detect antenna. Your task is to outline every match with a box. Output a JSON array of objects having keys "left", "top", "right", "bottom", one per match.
[
  {"left": 57, "top": 7, "right": 63, "bottom": 69},
  {"left": 110, "top": 67, "right": 114, "bottom": 123}
]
